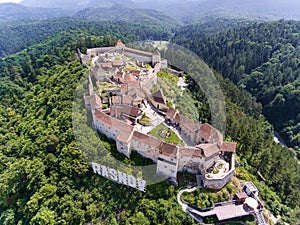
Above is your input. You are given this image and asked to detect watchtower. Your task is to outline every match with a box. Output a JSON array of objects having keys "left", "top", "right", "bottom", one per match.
[
  {"left": 116, "top": 39, "right": 125, "bottom": 52},
  {"left": 152, "top": 49, "right": 161, "bottom": 66}
]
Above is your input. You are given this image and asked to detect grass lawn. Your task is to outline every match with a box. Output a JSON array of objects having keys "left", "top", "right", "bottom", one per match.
[
  {"left": 140, "top": 114, "right": 151, "bottom": 123},
  {"left": 149, "top": 123, "right": 184, "bottom": 145},
  {"left": 123, "top": 65, "right": 139, "bottom": 72}
]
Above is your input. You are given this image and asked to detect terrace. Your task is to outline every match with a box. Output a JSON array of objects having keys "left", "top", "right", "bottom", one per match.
[{"left": 205, "top": 159, "right": 230, "bottom": 179}]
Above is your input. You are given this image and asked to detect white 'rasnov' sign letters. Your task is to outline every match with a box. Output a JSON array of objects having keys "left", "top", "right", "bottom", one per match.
[{"left": 92, "top": 163, "right": 146, "bottom": 192}]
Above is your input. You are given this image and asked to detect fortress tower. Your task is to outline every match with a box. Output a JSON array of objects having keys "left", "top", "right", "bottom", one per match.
[
  {"left": 116, "top": 39, "right": 125, "bottom": 52},
  {"left": 152, "top": 49, "right": 161, "bottom": 66}
]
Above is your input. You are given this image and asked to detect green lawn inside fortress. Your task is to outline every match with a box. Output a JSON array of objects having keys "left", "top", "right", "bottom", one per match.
[{"left": 149, "top": 123, "right": 184, "bottom": 145}]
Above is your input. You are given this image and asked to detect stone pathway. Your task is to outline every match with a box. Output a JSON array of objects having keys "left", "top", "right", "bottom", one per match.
[
  {"left": 177, "top": 187, "right": 197, "bottom": 212},
  {"left": 177, "top": 187, "right": 203, "bottom": 224}
]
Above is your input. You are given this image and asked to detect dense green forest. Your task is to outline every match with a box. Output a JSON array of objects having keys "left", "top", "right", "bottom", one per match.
[
  {"left": 0, "top": 18, "right": 299, "bottom": 224},
  {"left": 169, "top": 17, "right": 254, "bottom": 38},
  {"left": 0, "top": 17, "right": 173, "bottom": 58},
  {"left": 0, "top": 3, "right": 68, "bottom": 21},
  {"left": 20, "top": 0, "right": 133, "bottom": 12},
  {"left": 15, "top": 0, "right": 300, "bottom": 22},
  {"left": 75, "top": 5, "right": 182, "bottom": 28},
  {"left": 0, "top": 28, "right": 199, "bottom": 224},
  {"left": 173, "top": 20, "right": 300, "bottom": 157}
]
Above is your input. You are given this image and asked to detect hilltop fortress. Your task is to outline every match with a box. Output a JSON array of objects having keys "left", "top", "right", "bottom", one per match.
[{"left": 80, "top": 40, "right": 236, "bottom": 189}]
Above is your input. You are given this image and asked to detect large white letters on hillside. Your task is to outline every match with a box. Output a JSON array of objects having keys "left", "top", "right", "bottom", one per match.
[{"left": 92, "top": 163, "right": 146, "bottom": 192}]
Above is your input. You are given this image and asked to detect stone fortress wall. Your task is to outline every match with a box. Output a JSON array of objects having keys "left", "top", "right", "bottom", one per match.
[{"left": 81, "top": 40, "right": 236, "bottom": 189}]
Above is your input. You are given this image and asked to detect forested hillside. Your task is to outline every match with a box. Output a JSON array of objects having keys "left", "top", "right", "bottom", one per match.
[
  {"left": 75, "top": 5, "right": 181, "bottom": 29},
  {"left": 171, "top": 17, "right": 254, "bottom": 38},
  {"left": 0, "top": 20, "right": 299, "bottom": 224},
  {"left": 0, "top": 17, "right": 173, "bottom": 58},
  {"left": 0, "top": 3, "right": 68, "bottom": 21},
  {"left": 134, "top": 0, "right": 300, "bottom": 23},
  {"left": 20, "top": 0, "right": 134, "bottom": 11},
  {"left": 173, "top": 20, "right": 300, "bottom": 157},
  {"left": 0, "top": 28, "right": 200, "bottom": 225},
  {"left": 18, "top": 0, "right": 300, "bottom": 23}
]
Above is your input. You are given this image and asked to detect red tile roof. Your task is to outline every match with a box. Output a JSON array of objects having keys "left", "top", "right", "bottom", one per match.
[
  {"left": 113, "top": 119, "right": 134, "bottom": 143},
  {"left": 112, "top": 60, "right": 124, "bottom": 67},
  {"left": 196, "top": 143, "right": 219, "bottom": 158},
  {"left": 236, "top": 192, "right": 248, "bottom": 200},
  {"left": 116, "top": 125, "right": 134, "bottom": 143},
  {"left": 133, "top": 131, "right": 162, "bottom": 148},
  {"left": 166, "top": 107, "right": 177, "bottom": 119},
  {"left": 93, "top": 109, "right": 134, "bottom": 138},
  {"left": 151, "top": 89, "right": 166, "bottom": 105},
  {"left": 174, "top": 113, "right": 181, "bottom": 123},
  {"left": 94, "top": 109, "right": 113, "bottom": 127},
  {"left": 121, "top": 84, "right": 128, "bottom": 93},
  {"left": 198, "top": 123, "right": 223, "bottom": 146},
  {"left": 180, "top": 115, "right": 198, "bottom": 132},
  {"left": 198, "top": 123, "right": 213, "bottom": 141},
  {"left": 128, "top": 87, "right": 145, "bottom": 98},
  {"left": 115, "top": 71, "right": 123, "bottom": 78},
  {"left": 121, "top": 82, "right": 141, "bottom": 94},
  {"left": 128, "top": 81, "right": 141, "bottom": 90},
  {"left": 221, "top": 142, "right": 236, "bottom": 153},
  {"left": 129, "top": 106, "right": 141, "bottom": 117},
  {"left": 111, "top": 105, "right": 141, "bottom": 118},
  {"left": 123, "top": 95, "right": 133, "bottom": 105},
  {"left": 117, "top": 132, "right": 132, "bottom": 143},
  {"left": 124, "top": 74, "right": 136, "bottom": 82},
  {"left": 115, "top": 119, "right": 134, "bottom": 133},
  {"left": 112, "top": 96, "right": 121, "bottom": 105},
  {"left": 101, "top": 62, "right": 112, "bottom": 68},
  {"left": 179, "top": 147, "right": 203, "bottom": 158},
  {"left": 158, "top": 142, "right": 178, "bottom": 158},
  {"left": 131, "top": 70, "right": 141, "bottom": 76}
]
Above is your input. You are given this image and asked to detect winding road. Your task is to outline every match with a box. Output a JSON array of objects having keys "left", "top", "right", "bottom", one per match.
[
  {"left": 177, "top": 187, "right": 197, "bottom": 212},
  {"left": 177, "top": 187, "right": 262, "bottom": 225},
  {"left": 177, "top": 187, "right": 205, "bottom": 223}
]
